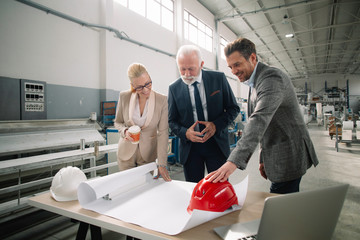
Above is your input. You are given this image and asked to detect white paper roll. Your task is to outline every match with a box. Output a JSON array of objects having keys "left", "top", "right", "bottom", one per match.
[
  {"left": 78, "top": 162, "right": 157, "bottom": 205},
  {"left": 90, "top": 112, "right": 97, "bottom": 121},
  {"left": 342, "top": 121, "right": 353, "bottom": 130}
]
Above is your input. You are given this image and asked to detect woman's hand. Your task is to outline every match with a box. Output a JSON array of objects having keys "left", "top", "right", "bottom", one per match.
[
  {"left": 123, "top": 129, "right": 134, "bottom": 142},
  {"left": 154, "top": 165, "right": 172, "bottom": 182}
]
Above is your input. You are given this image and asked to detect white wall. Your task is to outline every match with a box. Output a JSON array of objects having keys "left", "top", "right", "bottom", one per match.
[
  {"left": 101, "top": 1, "right": 178, "bottom": 95},
  {"left": 217, "top": 14, "right": 242, "bottom": 98},
  {"left": 181, "top": 0, "right": 216, "bottom": 70},
  {"left": 0, "top": 0, "right": 243, "bottom": 98},
  {"left": 180, "top": 0, "right": 243, "bottom": 98},
  {"left": 0, "top": 0, "right": 101, "bottom": 89}
]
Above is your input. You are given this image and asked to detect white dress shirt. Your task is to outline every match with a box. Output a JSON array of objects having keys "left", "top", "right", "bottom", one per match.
[{"left": 132, "top": 96, "right": 149, "bottom": 127}]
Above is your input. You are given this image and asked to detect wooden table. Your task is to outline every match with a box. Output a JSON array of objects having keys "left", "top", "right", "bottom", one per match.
[{"left": 29, "top": 190, "right": 274, "bottom": 240}]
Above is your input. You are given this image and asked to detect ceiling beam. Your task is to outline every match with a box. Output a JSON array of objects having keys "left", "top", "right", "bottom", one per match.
[{"left": 217, "top": 0, "right": 323, "bottom": 22}]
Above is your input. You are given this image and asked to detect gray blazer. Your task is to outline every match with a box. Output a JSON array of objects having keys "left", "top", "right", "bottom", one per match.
[{"left": 228, "top": 62, "right": 319, "bottom": 183}]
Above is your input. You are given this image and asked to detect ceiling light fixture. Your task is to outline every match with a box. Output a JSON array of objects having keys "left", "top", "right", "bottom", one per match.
[
  {"left": 285, "top": 33, "right": 294, "bottom": 38},
  {"left": 282, "top": 14, "right": 289, "bottom": 24}
]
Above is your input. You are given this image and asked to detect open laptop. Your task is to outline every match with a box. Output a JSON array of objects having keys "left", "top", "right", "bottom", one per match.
[{"left": 214, "top": 184, "right": 349, "bottom": 240}]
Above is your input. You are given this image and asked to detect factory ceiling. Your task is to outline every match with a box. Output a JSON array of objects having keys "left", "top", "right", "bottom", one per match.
[{"left": 198, "top": 0, "right": 360, "bottom": 87}]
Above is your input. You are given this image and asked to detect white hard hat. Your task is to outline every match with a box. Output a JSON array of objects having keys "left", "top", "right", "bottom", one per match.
[{"left": 50, "top": 166, "right": 87, "bottom": 201}]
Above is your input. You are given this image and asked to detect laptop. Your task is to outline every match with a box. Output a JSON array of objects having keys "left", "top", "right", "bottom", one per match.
[{"left": 214, "top": 184, "right": 349, "bottom": 240}]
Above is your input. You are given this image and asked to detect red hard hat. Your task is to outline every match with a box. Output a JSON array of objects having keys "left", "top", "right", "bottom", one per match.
[{"left": 187, "top": 178, "right": 238, "bottom": 214}]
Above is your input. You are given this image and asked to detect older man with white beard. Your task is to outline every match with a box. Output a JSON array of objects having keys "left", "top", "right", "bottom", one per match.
[{"left": 168, "top": 45, "right": 240, "bottom": 182}]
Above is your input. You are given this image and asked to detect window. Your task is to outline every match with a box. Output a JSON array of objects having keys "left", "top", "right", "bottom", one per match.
[
  {"left": 220, "top": 37, "right": 229, "bottom": 60},
  {"left": 184, "top": 10, "right": 213, "bottom": 52},
  {"left": 147, "top": 0, "right": 161, "bottom": 25},
  {"left": 115, "top": 0, "right": 174, "bottom": 32},
  {"left": 129, "top": 0, "right": 146, "bottom": 17},
  {"left": 115, "top": 0, "right": 127, "bottom": 6}
]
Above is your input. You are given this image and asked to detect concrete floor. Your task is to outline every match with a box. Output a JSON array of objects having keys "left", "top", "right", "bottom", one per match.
[{"left": 2, "top": 123, "right": 359, "bottom": 240}]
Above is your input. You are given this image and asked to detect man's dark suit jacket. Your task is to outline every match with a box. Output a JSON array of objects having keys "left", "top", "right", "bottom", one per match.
[{"left": 168, "top": 70, "right": 240, "bottom": 165}]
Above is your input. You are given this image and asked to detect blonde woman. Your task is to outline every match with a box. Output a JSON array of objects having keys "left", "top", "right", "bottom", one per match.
[{"left": 114, "top": 63, "right": 171, "bottom": 181}]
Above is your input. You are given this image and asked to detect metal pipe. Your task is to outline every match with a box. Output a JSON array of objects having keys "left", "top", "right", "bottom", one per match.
[
  {"left": 215, "top": 20, "right": 219, "bottom": 70},
  {"left": 346, "top": 79, "right": 349, "bottom": 109},
  {"left": 18, "top": 169, "right": 21, "bottom": 205},
  {"left": 0, "top": 162, "right": 118, "bottom": 195}
]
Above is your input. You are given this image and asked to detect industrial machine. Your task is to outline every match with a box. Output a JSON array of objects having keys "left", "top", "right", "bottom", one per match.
[
  {"left": 0, "top": 119, "right": 117, "bottom": 222},
  {"left": 0, "top": 76, "right": 47, "bottom": 121}
]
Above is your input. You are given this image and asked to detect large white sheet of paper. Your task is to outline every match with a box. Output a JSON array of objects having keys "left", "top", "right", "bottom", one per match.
[{"left": 78, "top": 163, "right": 248, "bottom": 235}]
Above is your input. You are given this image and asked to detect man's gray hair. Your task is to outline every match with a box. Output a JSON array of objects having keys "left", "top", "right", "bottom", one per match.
[{"left": 176, "top": 45, "right": 202, "bottom": 65}]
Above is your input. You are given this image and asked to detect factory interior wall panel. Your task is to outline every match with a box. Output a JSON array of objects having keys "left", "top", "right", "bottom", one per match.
[
  {"left": 182, "top": 0, "right": 216, "bottom": 36},
  {"left": 110, "top": 3, "right": 178, "bottom": 95},
  {"left": 0, "top": 77, "right": 21, "bottom": 120},
  {"left": 106, "top": 129, "right": 120, "bottom": 175},
  {"left": 0, "top": 0, "right": 244, "bottom": 102},
  {"left": 199, "top": 46, "right": 216, "bottom": 70},
  {"left": 296, "top": 74, "right": 360, "bottom": 96},
  {"left": 349, "top": 99, "right": 360, "bottom": 114},
  {"left": 181, "top": 0, "right": 218, "bottom": 70},
  {"left": 104, "top": 38, "right": 178, "bottom": 96},
  {"left": 32, "top": 0, "right": 100, "bottom": 22},
  {"left": 0, "top": 0, "right": 100, "bottom": 89},
  {"left": 1, "top": 0, "right": 325, "bottom": 107},
  {"left": 46, "top": 84, "right": 100, "bottom": 120},
  {"left": 292, "top": 75, "right": 331, "bottom": 91},
  {"left": 312, "top": 75, "right": 334, "bottom": 92},
  {"left": 113, "top": 2, "right": 177, "bottom": 59},
  {"left": 214, "top": 22, "right": 243, "bottom": 99},
  {"left": 240, "top": 84, "right": 251, "bottom": 102},
  {"left": 349, "top": 79, "right": 360, "bottom": 113},
  {"left": 20, "top": 79, "right": 47, "bottom": 120},
  {"left": 349, "top": 77, "right": 360, "bottom": 95},
  {"left": 180, "top": 0, "right": 242, "bottom": 98},
  {"left": 227, "top": 77, "right": 240, "bottom": 99},
  {"left": 301, "top": 74, "right": 360, "bottom": 115},
  {"left": 100, "top": 89, "right": 119, "bottom": 103}
]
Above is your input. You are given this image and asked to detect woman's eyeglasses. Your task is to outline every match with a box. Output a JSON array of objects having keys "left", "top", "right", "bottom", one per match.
[{"left": 133, "top": 81, "right": 152, "bottom": 91}]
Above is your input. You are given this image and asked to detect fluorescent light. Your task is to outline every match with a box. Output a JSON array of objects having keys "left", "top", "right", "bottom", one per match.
[{"left": 285, "top": 33, "right": 294, "bottom": 38}]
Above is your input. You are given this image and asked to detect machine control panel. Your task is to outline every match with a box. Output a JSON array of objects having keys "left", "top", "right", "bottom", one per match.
[
  {"left": 20, "top": 79, "right": 47, "bottom": 119},
  {"left": 24, "top": 82, "right": 45, "bottom": 112},
  {"left": 25, "top": 102, "right": 45, "bottom": 112}
]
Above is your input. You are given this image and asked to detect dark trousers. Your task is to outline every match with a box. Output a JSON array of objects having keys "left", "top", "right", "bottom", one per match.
[
  {"left": 270, "top": 177, "right": 302, "bottom": 194},
  {"left": 184, "top": 138, "right": 226, "bottom": 183},
  {"left": 126, "top": 236, "right": 140, "bottom": 240}
]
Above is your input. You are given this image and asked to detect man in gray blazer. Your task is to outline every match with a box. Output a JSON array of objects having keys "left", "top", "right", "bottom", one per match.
[
  {"left": 168, "top": 45, "right": 240, "bottom": 183},
  {"left": 207, "top": 38, "right": 319, "bottom": 193}
]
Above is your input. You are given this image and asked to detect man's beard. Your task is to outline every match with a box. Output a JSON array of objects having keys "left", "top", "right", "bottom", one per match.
[{"left": 181, "top": 75, "right": 198, "bottom": 85}]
